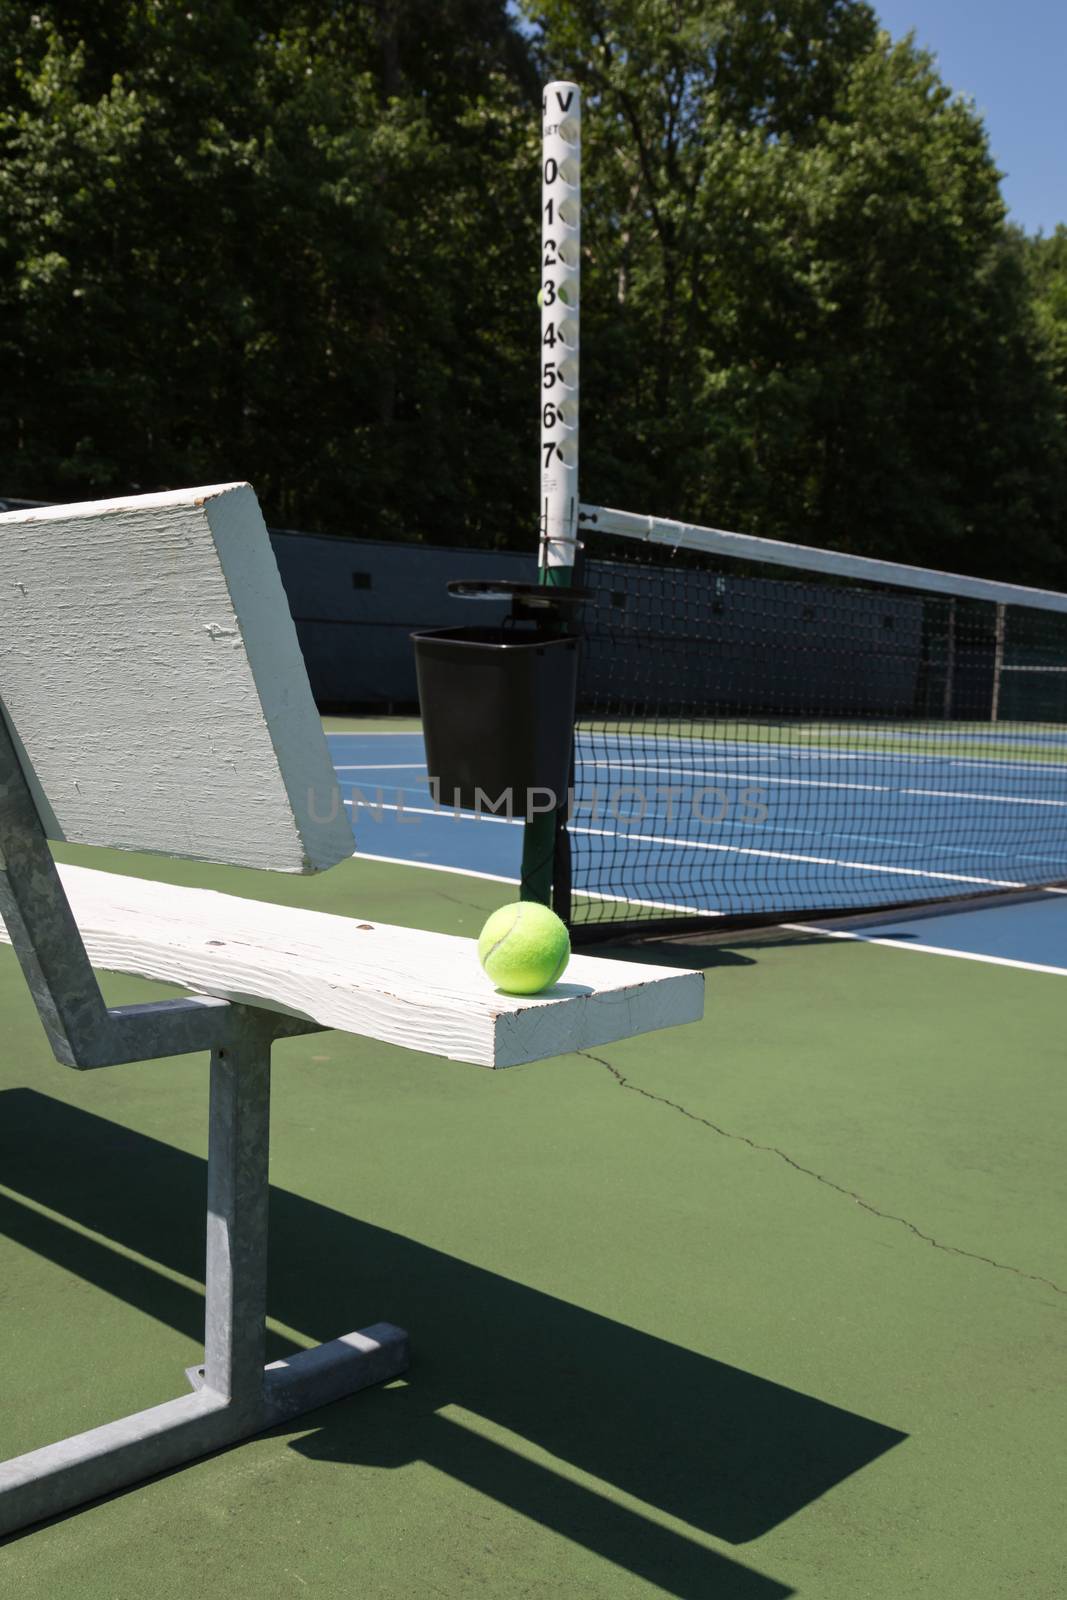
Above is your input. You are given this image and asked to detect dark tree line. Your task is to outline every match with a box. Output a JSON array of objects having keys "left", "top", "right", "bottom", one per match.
[{"left": 2, "top": 1, "right": 1065, "bottom": 584}]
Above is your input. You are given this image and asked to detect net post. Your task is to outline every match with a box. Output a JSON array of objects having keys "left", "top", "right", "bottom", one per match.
[
  {"left": 539, "top": 80, "right": 580, "bottom": 577},
  {"left": 991, "top": 602, "right": 1006, "bottom": 723},
  {"left": 521, "top": 81, "right": 581, "bottom": 908},
  {"left": 942, "top": 597, "right": 957, "bottom": 718}
]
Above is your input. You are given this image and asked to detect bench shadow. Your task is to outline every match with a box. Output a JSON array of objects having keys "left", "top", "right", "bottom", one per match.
[{"left": 0, "top": 1088, "right": 905, "bottom": 1594}]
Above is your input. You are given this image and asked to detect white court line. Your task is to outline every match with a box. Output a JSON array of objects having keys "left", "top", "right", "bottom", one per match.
[
  {"left": 336, "top": 754, "right": 1067, "bottom": 814},
  {"left": 594, "top": 747, "right": 1041, "bottom": 778},
  {"left": 337, "top": 723, "right": 1067, "bottom": 778},
  {"left": 581, "top": 732, "right": 1067, "bottom": 775},
  {"left": 580, "top": 743, "right": 782, "bottom": 763},
  {"left": 567, "top": 823, "right": 1025, "bottom": 889},
  {"left": 355, "top": 851, "right": 519, "bottom": 887},
  {"left": 581, "top": 758, "right": 1067, "bottom": 807},
  {"left": 570, "top": 887, "right": 724, "bottom": 917},
  {"left": 335, "top": 739, "right": 1064, "bottom": 894},
  {"left": 900, "top": 786, "right": 1067, "bottom": 807},
  {"left": 945, "top": 757, "right": 1067, "bottom": 775},
  {"left": 354, "top": 840, "right": 1067, "bottom": 922},
  {"left": 356, "top": 847, "right": 718, "bottom": 914},
  {"left": 784, "top": 923, "right": 1067, "bottom": 977},
  {"left": 351, "top": 855, "right": 1067, "bottom": 923},
  {"left": 345, "top": 798, "right": 524, "bottom": 826},
  {"left": 592, "top": 725, "right": 1063, "bottom": 750},
  {"left": 578, "top": 758, "right": 891, "bottom": 794},
  {"left": 345, "top": 797, "right": 1056, "bottom": 887}
]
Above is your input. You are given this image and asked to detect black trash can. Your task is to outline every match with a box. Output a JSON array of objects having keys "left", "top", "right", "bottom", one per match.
[{"left": 412, "top": 626, "right": 579, "bottom": 815}]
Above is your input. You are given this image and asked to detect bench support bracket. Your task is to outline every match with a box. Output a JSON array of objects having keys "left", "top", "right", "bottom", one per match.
[{"left": 0, "top": 722, "right": 408, "bottom": 1537}]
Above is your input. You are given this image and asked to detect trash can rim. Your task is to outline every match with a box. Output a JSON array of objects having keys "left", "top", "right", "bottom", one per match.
[{"left": 412, "top": 626, "right": 578, "bottom": 651}]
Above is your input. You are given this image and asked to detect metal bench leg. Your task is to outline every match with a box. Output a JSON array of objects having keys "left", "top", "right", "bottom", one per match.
[
  {"left": 0, "top": 1032, "right": 408, "bottom": 1537},
  {"left": 193, "top": 1040, "right": 274, "bottom": 1415}
]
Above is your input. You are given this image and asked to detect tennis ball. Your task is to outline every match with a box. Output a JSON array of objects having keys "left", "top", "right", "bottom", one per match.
[
  {"left": 537, "top": 288, "right": 544, "bottom": 306},
  {"left": 478, "top": 902, "right": 570, "bottom": 995}
]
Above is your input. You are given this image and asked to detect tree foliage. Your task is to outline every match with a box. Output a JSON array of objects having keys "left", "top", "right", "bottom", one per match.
[
  {"left": 1026, "top": 225, "right": 1067, "bottom": 396},
  {"left": 0, "top": 0, "right": 537, "bottom": 537},
  {"left": 1, "top": 0, "right": 1065, "bottom": 580},
  {"left": 524, "top": 0, "right": 1067, "bottom": 578}
]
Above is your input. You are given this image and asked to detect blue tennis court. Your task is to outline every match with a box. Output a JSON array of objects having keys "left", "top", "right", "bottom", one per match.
[{"left": 327, "top": 726, "right": 1067, "bottom": 919}]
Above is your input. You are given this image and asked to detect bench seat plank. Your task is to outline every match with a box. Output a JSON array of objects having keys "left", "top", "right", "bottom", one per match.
[{"left": 0, "top": 865, "right": 703, "bottom": 1069}]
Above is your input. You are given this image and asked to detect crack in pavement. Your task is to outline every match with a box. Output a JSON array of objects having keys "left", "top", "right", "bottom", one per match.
[
  {"left": 580, "top": 1051, "right": 1066, "bottom": 1298},
  {"left": 429, "top": 886, "right": 492, "bottom": 914}
]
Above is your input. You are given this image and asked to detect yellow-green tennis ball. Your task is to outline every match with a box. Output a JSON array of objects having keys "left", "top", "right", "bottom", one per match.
[
  {"left": 478, "top": 902, "right": 570, "bottom": 995},
  {"left": 537, "top": 288, "right": 544, "bottom": 306}
]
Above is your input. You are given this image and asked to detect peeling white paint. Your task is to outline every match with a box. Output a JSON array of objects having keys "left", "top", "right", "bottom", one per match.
[
  {"left": 0, "top": 864, "right": 705, "bottom": 1069},
  {"left": 0, "top": 484, "right": 354, "bottom": 872}
]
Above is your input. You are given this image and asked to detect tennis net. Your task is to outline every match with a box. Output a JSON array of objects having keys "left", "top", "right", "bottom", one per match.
[{"left": 556, "top": 506, "right": 1067, "bottom": 935}]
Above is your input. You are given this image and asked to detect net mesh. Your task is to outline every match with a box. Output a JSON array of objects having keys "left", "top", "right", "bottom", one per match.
[{"left": 560, "top": 533, "right": 1067, "bottom": 933}]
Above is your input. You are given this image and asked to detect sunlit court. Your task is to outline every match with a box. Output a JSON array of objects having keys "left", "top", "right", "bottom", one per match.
[{"left": 2, "top": 18, "right": 1065, "bottom": 1600}]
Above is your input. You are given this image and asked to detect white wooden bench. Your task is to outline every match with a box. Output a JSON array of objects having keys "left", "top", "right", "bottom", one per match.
[{"left": 0, "top": 483, "right": 703, "bottom": 1535}]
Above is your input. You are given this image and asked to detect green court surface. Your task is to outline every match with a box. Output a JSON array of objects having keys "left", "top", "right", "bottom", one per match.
[{"left": 1, "top": 842, "right": 1064, "bottom": 1596}]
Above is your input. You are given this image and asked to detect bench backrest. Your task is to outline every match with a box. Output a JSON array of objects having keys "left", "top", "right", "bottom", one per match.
[{"left": 0, "top": 484, "right": 353, "bottom": 872}]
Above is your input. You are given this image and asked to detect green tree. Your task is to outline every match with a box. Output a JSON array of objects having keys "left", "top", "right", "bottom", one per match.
[
  {"left": 2, "top": 1, "right": 1065, "bottom": 581},
  {"left": 0, "top": 1, "right": 540, "bottom": 541},
  {"left": 1026, "top": 225, "right": 1067, "bottom": 393}
]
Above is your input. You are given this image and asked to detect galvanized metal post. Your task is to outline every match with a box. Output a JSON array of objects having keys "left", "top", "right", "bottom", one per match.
[
  {"left": 203, "top": 1042, "right": 272, "bottom": 1412},
  {"left": 0, "top": 716, "right": 409, "bottom": 1537}
]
